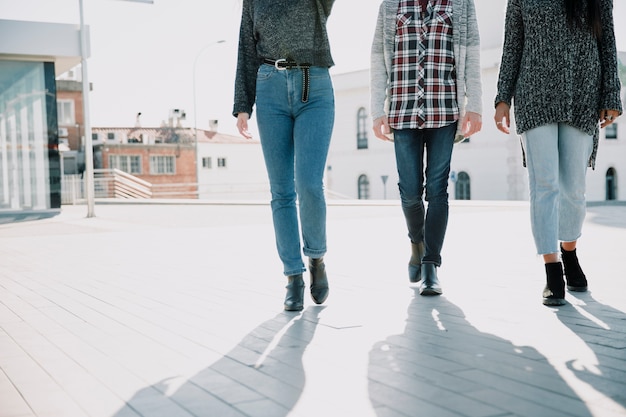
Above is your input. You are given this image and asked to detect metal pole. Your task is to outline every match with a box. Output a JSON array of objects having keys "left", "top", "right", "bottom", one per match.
[
  {"left": 78, "top": 0, "right": 154, "bottom": 217},
  {"left": 79, "top": 0, "right": 95, "bottom": 217}
]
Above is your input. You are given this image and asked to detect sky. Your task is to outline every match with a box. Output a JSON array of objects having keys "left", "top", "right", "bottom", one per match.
[{"left": 2, "top": 0, "right": 626, "bottom": 137}]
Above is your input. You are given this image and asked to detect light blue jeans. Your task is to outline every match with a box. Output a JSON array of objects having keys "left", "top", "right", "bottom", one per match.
[
  {"left": 523, "top": 123, "right": 593, "bottom": 255},
  {"left": 255, "top": 64, "right": 335, "bottom": 276}
]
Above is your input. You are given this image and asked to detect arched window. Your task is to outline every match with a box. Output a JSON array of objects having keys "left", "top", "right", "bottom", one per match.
[
  {"left": 455, "top": 171, "right": 471, "bottom": 200},
  {"left": 357, "top": 107, "right": 368, "bottom": 149},
  {"left": 606, "top": 167, "right": 617, "bottom": 200},
  {"left": 358, "top": 174, "right": 370, "bottom": 199}
]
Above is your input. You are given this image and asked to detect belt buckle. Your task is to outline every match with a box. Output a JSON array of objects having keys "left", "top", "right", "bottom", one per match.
[{"left": 274, "top": 58, "right": 287, "bottom": 70}]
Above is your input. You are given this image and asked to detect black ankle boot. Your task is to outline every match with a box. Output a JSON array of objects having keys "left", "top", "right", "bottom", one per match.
[
  {"left": 284, "top": 274, "right": 305, "bottom": 311},
  {"left": 309, "top": 258, "right": 329, "bottom": 304},
  {"left": 543, "top": 262, "right": 566, "bottom": 306},
  {"left": 419, "top": 263, "right": 442, "bottom": 296},
  {"left": 560, "top": 245, "right": 588, "bottom": 292},
  {"left": 409, "top": 241, "right": 425, "bottom": 283}
]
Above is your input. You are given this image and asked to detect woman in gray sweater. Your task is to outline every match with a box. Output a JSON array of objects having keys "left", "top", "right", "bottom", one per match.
[
  {"left": 233, "top": 0, "right": 335, "bottom": 311},
  {"left": 494, "top": 0, "right": 622, "bottom": 306}
]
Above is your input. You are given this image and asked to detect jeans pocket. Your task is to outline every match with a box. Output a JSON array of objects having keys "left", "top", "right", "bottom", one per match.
[{"left": 256, "top": 64, "right": 276, "bottom": 81}]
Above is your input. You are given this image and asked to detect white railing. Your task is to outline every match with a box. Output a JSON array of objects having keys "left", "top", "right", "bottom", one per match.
[
  {"left": 61, "top": 169, "right": 152, "bottom": 203},
  {"left": 94, "top": 168, "right": 152, "bottom": 199},
  {"left": 61, "top": 170, "right": 347, "bottom": 204}
]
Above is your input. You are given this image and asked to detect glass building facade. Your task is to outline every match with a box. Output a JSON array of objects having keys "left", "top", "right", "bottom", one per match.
[{"left": 0, "top": 60, "right": 61, "bottom": 221}]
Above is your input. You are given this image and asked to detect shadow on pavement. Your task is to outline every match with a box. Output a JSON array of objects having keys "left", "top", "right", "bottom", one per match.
[
  {"left": 111, "top": 307, "right": 324, "bottom": 417},
  {"left": 368, "top": 291, "right": 594, "bottom": 417},
  {"left": 586, "top": 205, "right": 626, "bottom": 229},
  {"left": 556, "top": 292, "right": 626, "bottom": 412}
]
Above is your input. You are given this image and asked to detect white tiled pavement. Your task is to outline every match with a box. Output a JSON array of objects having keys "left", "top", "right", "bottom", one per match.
[{"left": 0, "top": 200, "right": 625, "bottom": 417}]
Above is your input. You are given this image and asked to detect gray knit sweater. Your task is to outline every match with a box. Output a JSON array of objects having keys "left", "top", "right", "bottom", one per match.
[
  {"left": 495, "top": 0, "right": 623, "bottom": 167},
  {"left": 232, "top": 0, "right": 335, "bottom": 117}
]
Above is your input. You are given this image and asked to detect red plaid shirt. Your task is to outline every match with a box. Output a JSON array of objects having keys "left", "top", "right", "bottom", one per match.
[{"left": 389, "top": 0, "right": 459, "bottom": 130}]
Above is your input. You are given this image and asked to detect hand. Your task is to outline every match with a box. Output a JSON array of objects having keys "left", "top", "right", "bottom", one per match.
[
  {"left": 494, "top": 102, "right": 511, "bottom": 134},
  {"left": 600, "top": 109, "right": 620, "bottom": 129},
  {"left": 236, "top": 113, "right": 253, "bottom": 139},
  {"left": 461, "top": 111, "right": 482, "bottom": 137},
  {"left": 372, "top": 116, "right": 393, "bottom": 141}
]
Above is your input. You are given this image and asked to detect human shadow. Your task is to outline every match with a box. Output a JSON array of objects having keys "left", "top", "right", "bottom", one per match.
[
  {"left": 368, "top": 291, "right": 594, "bottom": 417},
  {"left": 586, "top": 204, "right": 626, "bottom": 229},
  {"left": 111, "top": 307, "right": 324, "bottom": 417},
  {"left": 555, "top": 293, "right": 626, "bottom": 410}
]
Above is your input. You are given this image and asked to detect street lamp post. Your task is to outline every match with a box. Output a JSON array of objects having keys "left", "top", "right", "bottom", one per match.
[
  {"left": 381, "top": 175, "right": 389, "bottom": 200},
  {"left": 78, "top": 0, "right": 153, "bottom": 218}
]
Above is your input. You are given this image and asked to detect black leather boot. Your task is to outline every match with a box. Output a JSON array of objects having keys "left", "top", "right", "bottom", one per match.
[
  {"left": 284, "top": 274, "right": 305, "bottom": 311},
  {"left": 409, "top": 241, "right": 425, "bottom": 283},
  {"left": 560, "top": 245, "right": 588, "bottom": 292},
  {"left": 309, "top": 258, "right": 329, "bottom": 304},
  {"left": 419, "top": 263, "right": 442, "bottom": 296},
  {"left": 543, "top": 262, "right": 566, "bottom": 306}
]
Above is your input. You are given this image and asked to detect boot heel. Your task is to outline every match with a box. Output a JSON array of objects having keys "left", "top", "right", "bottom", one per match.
[{"left": 543, "top": 262, "right": 565, "bottom": 306}]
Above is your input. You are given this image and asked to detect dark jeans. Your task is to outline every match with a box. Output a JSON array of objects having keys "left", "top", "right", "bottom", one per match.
[{"left": 393, "top": 123, "right": 456, "bottom": 266}]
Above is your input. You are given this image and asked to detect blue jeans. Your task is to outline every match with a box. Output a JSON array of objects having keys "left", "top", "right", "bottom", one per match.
[
  {"left": 523, "top": 123, "right": 593, "bottom": 255},
  {"left": 393, "top": 123, "right": 456, "bottom": 266},
  {"left": 255, "top": 64, "right": 335, "bottom": 276}
]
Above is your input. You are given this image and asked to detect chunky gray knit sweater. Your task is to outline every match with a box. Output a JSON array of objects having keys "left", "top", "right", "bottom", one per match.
[
  {"left": 495, "top": 0, "right": 623, "bottom": 167},
  {"left": 233, "top": 0, "right": 335, "bottom": 117}
]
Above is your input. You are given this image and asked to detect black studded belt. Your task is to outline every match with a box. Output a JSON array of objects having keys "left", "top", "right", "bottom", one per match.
[{"left": 263, "top": 59, "right": 312, "bottom": 103}]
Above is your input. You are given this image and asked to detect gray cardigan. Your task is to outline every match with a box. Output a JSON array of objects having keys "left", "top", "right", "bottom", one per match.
[
  {"left": 495, "top": 0, "right": 623, "bottom": 168},
  {"left": 233, "top": 0, "right": 335, "bottom": 118},
  {"left": 370, "top": 0, "right": 483, "bottom": 142}
]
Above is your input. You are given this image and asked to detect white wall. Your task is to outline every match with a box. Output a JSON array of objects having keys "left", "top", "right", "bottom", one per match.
[
  {"left": 588, "top": 112, "right": 626, "bottom": 201},
  {"left": 196, "top": 141, "right": 269, "bottom": 200},
  {"left": 327, "top": 70, "right": 399, "bottom": 200}
]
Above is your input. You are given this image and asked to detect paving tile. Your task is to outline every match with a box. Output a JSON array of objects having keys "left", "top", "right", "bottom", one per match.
[
  {"left": 0, "top": 367, "right": 35, "bottom": 417},
  {"left": 1, "top": 201, "right": 625, "bottom": 417}
]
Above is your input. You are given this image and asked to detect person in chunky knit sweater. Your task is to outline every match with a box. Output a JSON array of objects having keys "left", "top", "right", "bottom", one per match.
[
  {"left": 233, "top": 0, "right": 335, "bottom": 312},
  {"left": 494, "top": 0, "right": 623, "bottom": 306}
]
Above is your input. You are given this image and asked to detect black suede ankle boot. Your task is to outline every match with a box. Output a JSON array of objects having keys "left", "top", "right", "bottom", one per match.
[
  {"left": 284, "top": 274, "right": 305, "bottom": 311},
  {"left": 543, "top": 262, "right": 566, "bottom": 306},
  {"left": 560, "top": 245, "right": 588, "bottom": 292},
  {"left": 309, "top": 258, "right": 329, "bottom": 304},
  {"left": 409, "top": 241, "right": 425, "bottom": 283}
]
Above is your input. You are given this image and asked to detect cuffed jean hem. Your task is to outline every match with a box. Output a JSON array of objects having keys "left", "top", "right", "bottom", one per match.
[
  {"left": 283, "top": 267, "right": 307, "bottom": 277},
  {"left": 303, "top": 249, "right": 326, "bottom": 259}
]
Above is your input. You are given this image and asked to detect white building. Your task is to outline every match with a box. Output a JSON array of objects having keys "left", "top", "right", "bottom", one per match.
[
  {"left": 327, "top": 49, "right": 626, "bottom": 202},
  {"left": 196, "top": 132, "right": 269, "bottom": 200}
]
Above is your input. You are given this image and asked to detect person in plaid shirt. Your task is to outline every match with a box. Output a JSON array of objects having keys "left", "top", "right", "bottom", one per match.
[{"left": 371, "top": 0, "right": 482, "bottom": 295}]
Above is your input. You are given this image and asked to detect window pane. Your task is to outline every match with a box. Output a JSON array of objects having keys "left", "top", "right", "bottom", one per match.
[
  {"left": 150, "top": 155, "right": 175, "bottom": 174},
  {"left": 605, "top": 124, "right": 618, "bottom": 139}
]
